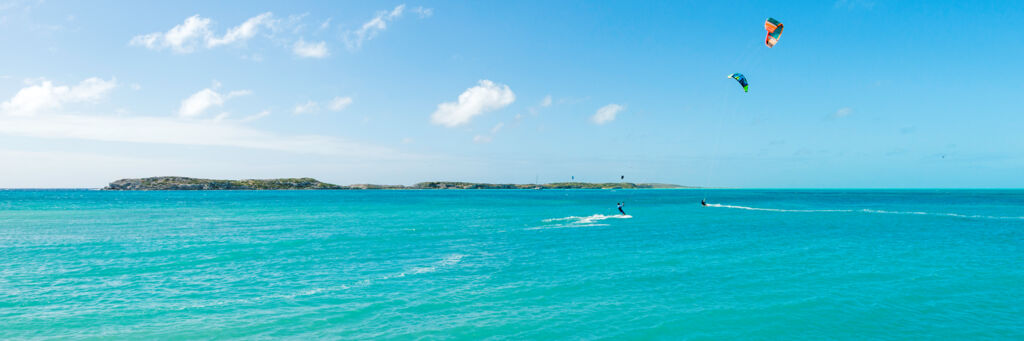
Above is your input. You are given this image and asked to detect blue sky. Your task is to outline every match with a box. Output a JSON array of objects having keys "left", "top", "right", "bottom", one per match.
[{"left": 0, "top": 0, "right": 1022, "bottom": 188}]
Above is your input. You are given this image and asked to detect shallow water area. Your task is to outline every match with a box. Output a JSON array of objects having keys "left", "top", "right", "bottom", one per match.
[{"left": 1, "top": 189, "right": 1022, "bottom": 339}]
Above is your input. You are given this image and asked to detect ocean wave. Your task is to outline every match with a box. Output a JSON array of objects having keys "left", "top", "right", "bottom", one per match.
[{"left": 707, "top": 203, "right": 1024, "bottom": 220}]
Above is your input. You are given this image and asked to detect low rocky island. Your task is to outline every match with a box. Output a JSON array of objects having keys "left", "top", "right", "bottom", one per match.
[
  {"left": 412, "top": 181, "right": 690, "bottom": 190},
  {"left": 104, "top": 177, "right": 345, "bottom": 190},
  {"left": 103, "top": 177, "right": 694, "bottom": 190}
]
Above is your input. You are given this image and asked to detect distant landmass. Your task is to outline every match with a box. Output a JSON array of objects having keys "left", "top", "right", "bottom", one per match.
[{"left": 103, "top": 177, "right": 695, "bottom": 190}]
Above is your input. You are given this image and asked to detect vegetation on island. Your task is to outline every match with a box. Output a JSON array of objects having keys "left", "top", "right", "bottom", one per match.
[
  {"left": 104, "top": 177, "right": 343, "bottom": 190},
  {"left": 411, "top": 182, "right": 691, "bottom": 189},
  {"left": 103, "top": 177, "right": 694, "bottom": 190}
]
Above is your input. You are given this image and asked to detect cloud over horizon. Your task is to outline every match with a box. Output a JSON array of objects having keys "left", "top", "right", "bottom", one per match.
[
  {"left": 1, "top": 77, "right": 117, "bottom": 116},
  {"left": 0, "top": 77, "right": 401, "bottom": 159},
  {"left": 0, "top": 113, "right": 400, "bottom": 157}
]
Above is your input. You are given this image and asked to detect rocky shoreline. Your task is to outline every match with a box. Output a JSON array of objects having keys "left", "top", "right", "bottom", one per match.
[{"left": 103, "top": 177, "right": 694, "bottom": 190}]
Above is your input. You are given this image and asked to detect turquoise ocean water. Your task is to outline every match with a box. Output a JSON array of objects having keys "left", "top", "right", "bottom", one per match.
[{"left": 1, "top": 189, "right": 1022, "bottom": 339}]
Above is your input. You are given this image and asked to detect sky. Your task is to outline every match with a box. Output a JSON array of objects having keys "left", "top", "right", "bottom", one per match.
[{"left": 0, "top": 0, "right": 1022, "bottom": 188}]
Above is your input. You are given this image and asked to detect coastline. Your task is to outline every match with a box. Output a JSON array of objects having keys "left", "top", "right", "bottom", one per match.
[{"left": 101, "top": 177, "right": 698, "bottom": 191}]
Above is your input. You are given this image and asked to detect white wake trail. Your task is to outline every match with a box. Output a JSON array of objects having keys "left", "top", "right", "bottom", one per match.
[
  {"left": 705, "top": 203, "right": 852, "bottom": 213},
  {"left": 532, "top": 214, "right": 633, "bottom": 229},
  {"left": 707, "top": 203, "right": 1024, "bottom": 220}
]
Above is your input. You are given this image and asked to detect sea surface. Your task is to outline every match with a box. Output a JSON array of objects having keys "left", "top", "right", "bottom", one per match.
[{"left": 1, "top": 189, "right": 1022, "bottom": 339}]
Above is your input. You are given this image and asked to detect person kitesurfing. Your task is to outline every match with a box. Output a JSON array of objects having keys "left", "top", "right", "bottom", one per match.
[
  {"left": 617, "top": 202, "right": 626, "bottom": 215},
  {"left": 701, "top": 199, "right": 707, "bottom": 206}
]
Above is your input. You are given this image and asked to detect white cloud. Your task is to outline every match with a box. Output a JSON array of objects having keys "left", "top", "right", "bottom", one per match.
[
  {"left": 293, "top": 100, "right": 319, "bottom": 114},
  {"left": 411, "top": 6, "right": 434, "bottom": 18},
  {"left": 344, "top": 4, "right": 407, "bottom": 50},
  {"left": 178, "top": 86, "right": 250, "bottom": 117},
  {"left": 540, "top": 95, "right": 552, "bottom": 107},
  {"left": 206, "top": 12, "right": 274, "bottom": 48},
  {"left": 591, "top": 103, "right": 624, "bottom": 124},
  {"left": 130, "top": 15, "right": 211, "bottom": 53},
  {"left": 833, "top": 107, "right": 853, "bottom": 118},
  {"left": 131, "top": 13, "right": 274, "bottom": 53},
  {"left": 472, "top": 135, "right": 492, "bottom": 143},
  {"left": 490, "top": 122, "right": 504, "bottom": 134},
  {"left": 291, "top": 97, "right": 352, "bottom": 114},
  {"left": 293, "top": 39, "right": 329, "bottom": 58},
  {"left": 328, "top": 96, "right": 353, "bottom": 111},
  {"left": 431, "top": 80, "right": 515, "bottom": 127},
  {"left": 179, "top": 89, "right": 222, "bottom": 117},
  {"left": 1, "top": 77, "right": 117, "bottom": 116}
]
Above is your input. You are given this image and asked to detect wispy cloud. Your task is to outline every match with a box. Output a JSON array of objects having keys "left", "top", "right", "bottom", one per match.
[
  {"left": 344, "top": 4, "right": 431, "bottom": 50},
  {"left": 206, "top": 12, "right": 274, "bottom": 47},
  {"left": 1, "top": 77, "right": 117, "bottom": 116},
  {"left": 0, "top": 77, "right": 397, "bottom": 156},
  {"left": 344, "top": 4, "right": 404, "bottom": 50},
  {"left": 130, "top": 15, "right": 212, "bottom": 53},
  {"left": 293, "top": 96, "right": 354, "bottom": 114},
  {"left": 179, "top": 83, "right": 250, "bottom": 117},
  {"left": 512, "top": 95, "right": 556, "bottom": 126},
  {"left": 292, "top": 38, "right": 329, "bottom": 58},
  {"left": 832, "top": 107, "right": 853, "bottom": 119},
  {"left": 472, "top": 122, "right": 505, "bottom": 144},
  {"left": 431, "top": 80, "right": 515, "bottom": 127},
  {"left": 132, "top": 9, "right": 427, "bottom": 56},
  {"left": 240, "top": 109, "right": 271, "bottom": 122},
  {"left": 131, "top": 12, "right": 275, "bottom": 53},
  {"left": 293, "top": 100, "right": 319, "bottom": 114},
  {"left": 411, "top": 6, "right": 433, "bottom": 18},
  {"left": 0, "top": 114, "right": 399, "bottom": 157},
  {"left": 591, "top": 103, "right": 624, "bottom": 124},
  {"left": 540, "top": 95, "right": 552, "bottom": 107},
  {"left": 328, "top": 96, "right": 353, "bottom": 111}
]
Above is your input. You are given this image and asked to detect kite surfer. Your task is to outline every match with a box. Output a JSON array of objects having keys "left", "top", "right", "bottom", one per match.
[{"left": 617, "top": 202, "right": 626, "bottom": 215}]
